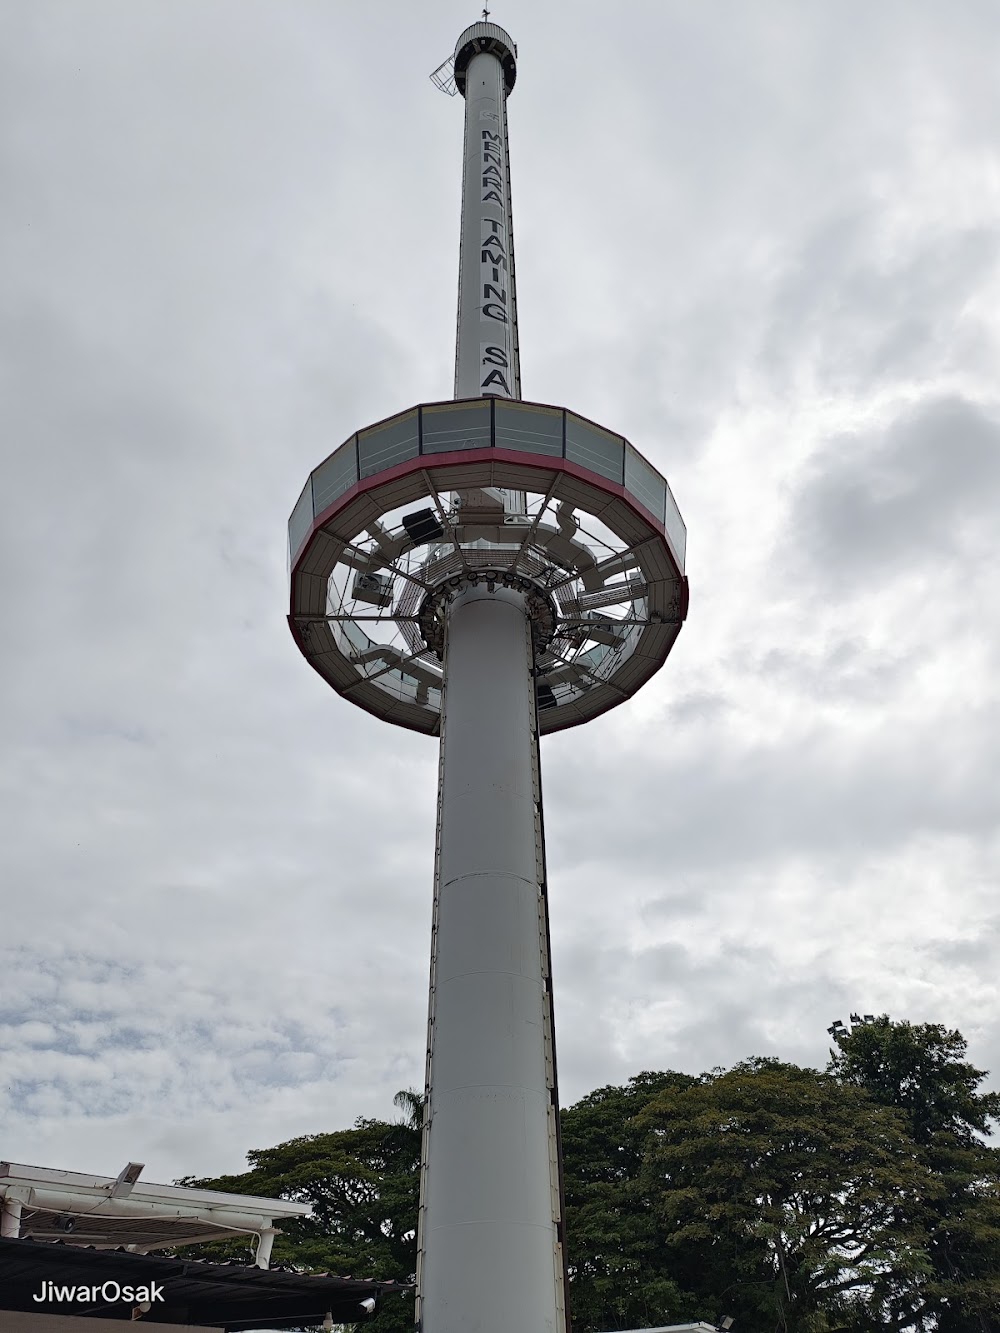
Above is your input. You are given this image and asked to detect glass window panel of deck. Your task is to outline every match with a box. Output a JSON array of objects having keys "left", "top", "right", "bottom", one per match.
[
  {"left": 624, "top": 443, "right": 667, "bottom": 524},
  {"left": 288, "top": 478, "right": 314, "bottom": 563},
  {"left": 663, "top": 481, "right": 687, "bottom": 570},
  {"left": 495, "top": 402, "right": 563, "bottom": 455},
  {"left": 565, "top": 415, "right": 625, "bottom": 484},
  {"left": 312, "top": 440, "right": 359, "bottom": 515},
  {"left": 335, "top": 618, "right": 375, "bottom": 660},
  {"left": 420, "top": 401, "right": 492, "bottom": 454},
  {"left": 371, "top": 666, "right": 441, "bottom": 708},
  {"left": 573, "top": 642, "right": 615, "bottom": 680},
  {"left": 359, "top": 411, "right": 420, "bottom": 479}
]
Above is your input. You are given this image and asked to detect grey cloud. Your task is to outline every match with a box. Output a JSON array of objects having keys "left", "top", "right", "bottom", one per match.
[
  {"left": 2, "top": 1, "right": 999, "bottom": 1183},
  {"left": 551, "top": 931, "right": 862, "bottom": 1092},
  {"left": 544, "top": 700, "right": 1000, "bottom": 880},
  {"left": 921, "top": 922, "right": 1000, "bottom": 970},
  {"left": 666, "top": 690, "right": 734, "bottom": 725},
  {"left": 783, "top": 395, "right": 1000, "bottom": 590},
  {"left": 760, "top": 221, "right": 999, "bottom": 392},
  {"left": 748, "top": 639, "right": 918, "bottom": 707}
]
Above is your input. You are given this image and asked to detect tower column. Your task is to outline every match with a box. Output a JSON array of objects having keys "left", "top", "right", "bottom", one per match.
[
  {"left": 418, "top": 584, "right": 564, "bottom": 1333},
  {"left": 455, "top": 30, "right": 520, "bottom": 400},
  {"left": 289, "top": 18, "right": 686, "bottom": 1333}
]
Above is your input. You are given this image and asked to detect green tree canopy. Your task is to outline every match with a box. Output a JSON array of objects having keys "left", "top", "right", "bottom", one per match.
[
  {"left": 637, "top": 1058, "right": 939, "bottom": 1332},
  {"left": 827, "top": 1018, "right": 1000, "bottom": 1332},
  {"left": 177, "top": 1099, "right": 422, "bottom": 1333},
  {"left": 560, "top": 1071, "right": 704, "bottom": 1330},
  {"left": 827, "top": 1017, "right": 1000, "bottom": 1148},
  {"left": 169, "top": 1021, "right": 1000, "bottom": 1333}
]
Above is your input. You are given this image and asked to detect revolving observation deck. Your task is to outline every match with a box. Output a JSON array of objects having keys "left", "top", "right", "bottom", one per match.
[{"left": 288, "top": 395, "right": 688, "bottom": 735}]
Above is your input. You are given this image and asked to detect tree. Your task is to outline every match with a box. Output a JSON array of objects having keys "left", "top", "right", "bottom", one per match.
[
  {"left": 637, "top": 1059, "right": 940, "bottom": 1332},
  {"left": 166, "top": 1026, "right": 1000, "bottom": 1333},
  {"left": 392, "top": 1087, "right": 425, "bottom": 1131},
  {"left": 828, "top": 1018, "right": 1000, "bottom": 1149},
  {"left": 177, "top": 1101, "right": 422, "bottom": 1333},
  {"left": 560, "top": 1071, "right": 707, "bottom": 1330},
  {"left": 828, "top": 1018, "right": 1000, "bottom": 1331}
]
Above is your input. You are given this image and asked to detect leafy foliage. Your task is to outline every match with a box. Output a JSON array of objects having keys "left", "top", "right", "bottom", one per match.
[
  {"left": 636, "top": 1059, "right": 939, "bottom": 1331},
  {"left": 177, "top": 1095, "right": 422, "bottom": 1333},
  {"left": 828, "top": 1018, "right": 1000, "bottom": 1148},
  {"left": 560, "top": 1071, "right": 704, "bottom": 1330},
  {"left": 828, "top": 1018, "right": 1000, "bottom": 1332},
  {"left": 171, "top": 1023, "right": 1000, "bottom": 1333}
]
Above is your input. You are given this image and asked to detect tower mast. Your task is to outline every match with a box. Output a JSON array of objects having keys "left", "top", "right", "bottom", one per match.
[
  {"left": 422, "top": 29, "right": 564, "bottom": 1330},
  {"left": 453, "top": 21, "right": 521, "bottom": 402},
  {"left": 287, "top": 18, "right": 689, "bottom": 1333}
]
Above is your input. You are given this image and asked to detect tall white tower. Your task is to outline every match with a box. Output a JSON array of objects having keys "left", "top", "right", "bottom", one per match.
[
  {"left": 288, "top": 19, "right": 689, "bottom": 1333},
  {"left": 450, "top": 21, "right": 521, "bottom": 401}
]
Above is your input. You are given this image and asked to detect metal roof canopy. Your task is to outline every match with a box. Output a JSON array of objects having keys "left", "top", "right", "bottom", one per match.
[
  {"left": 603, "top": 1326, "right": 725, "bottom": 1333},
  {"left": 0, "top": 1163, "right": 310, "bottom": 1258},
  {"left": 0, "top": 1237, "right": 406, "bottom": 1330}
]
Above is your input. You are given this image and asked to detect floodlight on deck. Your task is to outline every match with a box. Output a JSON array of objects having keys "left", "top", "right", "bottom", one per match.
[{"left": 287, "top": 19, "right": 688, "bottom": 1333}]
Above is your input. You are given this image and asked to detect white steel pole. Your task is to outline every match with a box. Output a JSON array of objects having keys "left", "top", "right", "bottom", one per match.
[
  {"left": 454, "top": 30, "right": 521, "bottom": 400},
  {"left": 254, "top": 1227, "right": 277, "bottom": 1269},
  {"left": 418, "top": 583, "right": 565, "bottom": 1333},
  {"left": 1, "top": 1196, "right": 23, "bottom": 1239}
]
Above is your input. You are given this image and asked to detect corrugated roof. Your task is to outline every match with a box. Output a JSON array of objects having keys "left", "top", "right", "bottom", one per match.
[{"left": 0, "top": 1236, "right": 412, "bottom": 1330}]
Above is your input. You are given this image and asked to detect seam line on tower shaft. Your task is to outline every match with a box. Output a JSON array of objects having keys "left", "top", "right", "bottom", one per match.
[
  {"left": 433, "top": 1082, "right": 548, "bottom": 1093},
  {"left": 439, "top": 874, "right": 541, "bottom": 889},
  {"left": 433, "top": 970, "right": 545, "bottom": 981},
  {"left": 425, "top": 1221, "right": 558, "bottom": 1234}
]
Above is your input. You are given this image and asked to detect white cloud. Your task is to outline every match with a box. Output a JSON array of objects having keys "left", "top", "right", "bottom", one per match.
[{"left": 1, "top": 0, "right": 998, "bottom": 1196}]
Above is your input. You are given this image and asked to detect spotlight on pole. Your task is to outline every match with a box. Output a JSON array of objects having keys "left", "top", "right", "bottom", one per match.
[{"left": 109, "top": 1161, "right": 144, "bottom": 1199}]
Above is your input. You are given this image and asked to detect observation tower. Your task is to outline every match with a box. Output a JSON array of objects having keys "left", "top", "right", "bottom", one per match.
[{"left": 287, "top": 19, "right": 688, "bottom": 1333}]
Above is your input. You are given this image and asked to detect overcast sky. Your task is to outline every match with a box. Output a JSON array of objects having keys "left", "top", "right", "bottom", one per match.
[{"left": 2, "top": 0, "right": 999, "bottom": 1191}]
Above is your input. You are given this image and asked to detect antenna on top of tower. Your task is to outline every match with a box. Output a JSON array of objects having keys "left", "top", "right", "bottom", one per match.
[{"left": 432, "top": 10, "right": 504, "bottom": 95}]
